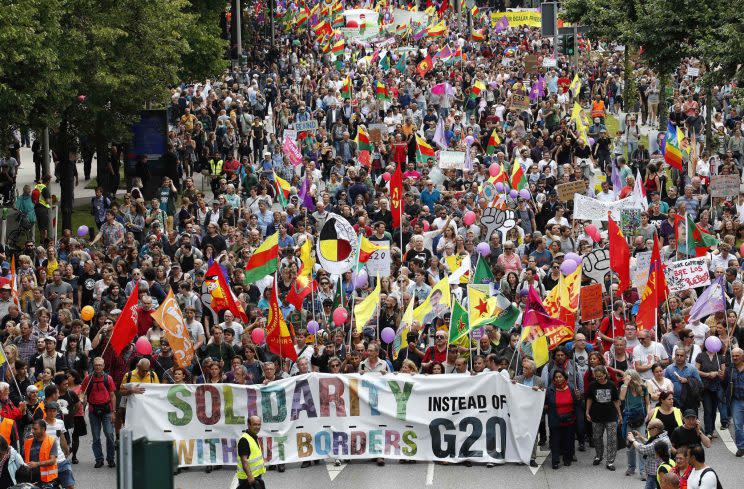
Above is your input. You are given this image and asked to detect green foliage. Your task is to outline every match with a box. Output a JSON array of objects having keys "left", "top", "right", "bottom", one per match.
[{"left": 180, "top": 0, "right": 229, "bottom": 81}]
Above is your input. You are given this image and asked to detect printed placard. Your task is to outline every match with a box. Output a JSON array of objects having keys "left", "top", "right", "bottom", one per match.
[{"left": 438, "top": 150, "right": 466, "bottom": 170}]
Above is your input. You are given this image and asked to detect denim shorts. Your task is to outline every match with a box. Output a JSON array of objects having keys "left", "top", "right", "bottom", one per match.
[{"left": 58, "top": 459, "right": 76, "bottom": 487}]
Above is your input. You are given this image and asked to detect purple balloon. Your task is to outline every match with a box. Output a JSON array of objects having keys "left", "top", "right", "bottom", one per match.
[
  {"left": 354, "top": 270, "right": 369, "bottom": 289},
  {"left": 509, "top": 189, "right": 519, "bottom": 199},
  {"left": 495, "top": 182, "right": 505, "bottom": 193},
  {"left": 560, "top": 259, "right": 579, "bottom": 275},
  {"left": 307, "top": 320, "right": 319, "bottom": 335},
  {"left": 77, "top": 225, "right": 89, "bottom": 237},
  {"left": 381, "top": 327, "right": 396, "bottom": 344},
  {"left": 704, "top": 335, "right": 722, "bottom": 353},
  {"left": 565, "top": 252, "right": 582, "bottom": 264},
  {"left": 476, "top": 242, "right": 491, "bottom": 257},
  {"left": 519, "top": 189, "right": 531, "bottom": 200},
  {"left": 465, "top": 135, "right": 475, "bottom": 146}
]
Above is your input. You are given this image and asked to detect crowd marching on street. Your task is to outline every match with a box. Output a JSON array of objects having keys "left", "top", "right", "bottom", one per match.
[{"left": 1, "top": 1, "right": 744, "bottom": 488}]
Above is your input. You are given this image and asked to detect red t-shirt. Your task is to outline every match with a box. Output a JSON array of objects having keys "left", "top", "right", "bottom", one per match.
[
  {"left": 423, "top": 345, "right": 447, "bottom": 364},
  {"left": 557, "top": 77, "right": 570, "bottom": 93},
  {"left": 555, "top": 387, "right": 574, "bottom": 425},
  {"left": 599, "top": 315, "right": 626, "bottom": 352}
]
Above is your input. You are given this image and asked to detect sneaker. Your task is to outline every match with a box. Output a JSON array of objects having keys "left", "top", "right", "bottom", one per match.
[
  {"left": 377, "top": 458, "right": 385, "bottom": 466},
  {"left": 71, "top": 457, "right": 79, "bottom": 465},
  {"left": 564, "top": 460, "right": 572, "bottom": 467},
  {"left": 108, "top": 461, "right": 117, "bottom": 468},
  {"left": 720, "top": 422, "right": 729, "bottom": 430},
  {"left": 530, "top": 460, "right": 539, "bottom": 468},
  {"left": 606, "top": 463, "right": 616, "bottom": 471},
  {"left": 487, "top": 462, "right": 496, "bottom": 468},
  {"left": 592, "top": 458, "right": 602, "bottom": 466},
  {"left": 277, "top": 464, "right": 286, "bottom": 472},
  {"left": 334, "top": 459, "right": 342, "bottom": 466},
  {"left": 578, "top": 443, "right": 586, "bottom": 452},
  {"left": 552, "top": 463, "right": 560, "bottom": 470},
  {"left": 736, "top": 448, "right": 744, "bottom": 457}
]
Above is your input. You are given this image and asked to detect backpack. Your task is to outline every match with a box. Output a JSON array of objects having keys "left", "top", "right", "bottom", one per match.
[
  {"left": 681, "top": 374, "right": 703, "bottom": 410},
  {"left": 31, "top": 188, "right": 40, "bottom": 204},
  {"left": 697, "top": 468, "right": 723, "bottom": 489}
]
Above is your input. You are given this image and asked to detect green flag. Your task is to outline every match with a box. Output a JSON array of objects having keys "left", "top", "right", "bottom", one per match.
[
  {"left": 379, "top": 53, "right": 390, "bottom": 71},
  {"left": 473, "top": 257, "right": 495, "bottom": 284},
  {"left": 686, "top": 214, "right": 719, "bottom": 256},
  {"left": 395, "top": 53, "right": 406, "bottom": 72},
  {"left": 448, "top": 301, "right": 470, "bottom": 346}
]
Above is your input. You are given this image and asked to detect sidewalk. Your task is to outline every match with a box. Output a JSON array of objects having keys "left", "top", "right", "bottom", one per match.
[{"left": 15, "top": 146, "right": 100, "bottom": 206}]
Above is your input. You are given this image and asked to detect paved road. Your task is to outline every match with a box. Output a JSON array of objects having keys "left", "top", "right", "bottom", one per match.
[{"left": 70, "top": 421, "right": 740, "bottom": 489}]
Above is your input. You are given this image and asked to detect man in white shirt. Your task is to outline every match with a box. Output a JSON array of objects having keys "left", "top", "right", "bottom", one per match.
[
  {"left": 219, "top": 311, "right": 243, "bottom": 346},
  {"left": 596, "top": 180, "right": 616, "bottom": 203},
  {"left": 686, "top": 444, "right": 721, "bottom": 489},
  {"left": 634, "top": 330, "right": 669, "bottom": 380}
]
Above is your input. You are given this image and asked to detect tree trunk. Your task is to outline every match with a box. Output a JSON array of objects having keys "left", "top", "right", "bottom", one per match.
[
  {"left": 658, "top": 74, "right": 669, "bottom": 132},
  {"left": 55, "top": 119, "right": 75, "bottom": 233}
]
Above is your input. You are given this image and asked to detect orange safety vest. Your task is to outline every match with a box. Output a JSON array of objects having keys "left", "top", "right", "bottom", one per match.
[
  {"left": 0, "top": 418, "right": 14, "bottom": 445},
  {"left": 24, "top": 435, "right": 58, "bottom": 482},
  {"left": 591, "top": 100, "right": 606, "bottom": 119}
]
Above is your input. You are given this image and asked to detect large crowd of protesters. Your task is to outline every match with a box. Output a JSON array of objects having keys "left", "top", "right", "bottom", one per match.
[{"left": 0, "top": 2, "right": 742, "bottom": 488}]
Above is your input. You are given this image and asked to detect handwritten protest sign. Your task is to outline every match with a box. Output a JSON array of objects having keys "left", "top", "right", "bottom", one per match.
[
  {"left": 710, "top": 174, "right": 739, "bottom": 198},
  {"left": 631, "top": 251, "right": 652, "bottom": 289},
  {"left": 664, "top": 258, "right": 711, "bottom": 293},
  {"left": 580, "top": 284, "right": 604, "bottom": 321},
  {"left": 438, "top": 150, "right": 465, "bottom": 170},
  {"left": 510, "top": 93, "right": 530, "bottom": 111},
  {"left": 556, "top": 180, "right": 587, "bottom": 201}
]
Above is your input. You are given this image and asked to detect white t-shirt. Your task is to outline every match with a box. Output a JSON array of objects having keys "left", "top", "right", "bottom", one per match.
[
  {"left": 45, "top": 418, "right": 67, "bottom": 464},
  {"left": 686, "top": 322, "right": 710, "bottom": 347},
  {"left": 186, "top": 321, "right": 205, "bottom": 343},
  {"left": 634, "top": 341, "right": 669, "bottom": 380},
  {"left": 688, "top": 467, "right": 719, "bottom": 489}
]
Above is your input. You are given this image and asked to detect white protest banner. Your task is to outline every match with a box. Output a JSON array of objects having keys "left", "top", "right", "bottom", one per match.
[
  {"left": 438, "top": 150, "right": 466, "bottom": 170},
  {"left": 631, "top": 251, "right": 652, "bottom": 290},
  {"left": 542, "top": 57, "right": 557, "bottom": 68},
  {"left": 127, "top": 373, "right": 543, "bottom": 467},
  {"left": 573, "top": 194, "right": 643, "bottom": 221},
  {"left": 687, "top": 66, "right": 700, "bottom": 77},
  {"left": 365, "top": 240, "right": 391, "bottom": 276},
  {"left": 295, "top": 120, "right": 319, "bottom": 132},
  {"left": 664, "top": 257, "right": 710, "bottom": 293}
]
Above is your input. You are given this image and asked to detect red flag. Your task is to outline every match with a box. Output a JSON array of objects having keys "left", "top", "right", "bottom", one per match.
[
  {"left": 437, "top": 0, "right": 450, "bottom": 15},
  {"left": 110, "top": 283, "right": 140, "bottom": 355},
  {"left": 205, "top": 261, "right": 249, "bottom": 322},
  {"left": 636, "top": 235, "right": 668, "bottom": 331},
  {"left": 285, "top": 275, "right": 318, "bottom": 310},
  {"left": 390, "top": 163, "right": 404, "bottom": 228},
  {"left": 266, "top": 281, "right": 298, "bottom": 361},
  {"left": 416, "top": 55, "right": 434, "bottom": 78},
  {"left": 608, "top": 214, "right": 631, "bottom": 293}
]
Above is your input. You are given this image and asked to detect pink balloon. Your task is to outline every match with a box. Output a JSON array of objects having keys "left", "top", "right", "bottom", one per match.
[
  {"left": 135, "top": 336, "right": 152, "bottom": 356},
  {"left": 251, "top": 328, "right": 266, "bottom": 345},
  {"left": 463, "top": 211, "right": 476, "bottom": 226},
  {"left": 585, "top": 224, "right": 601, "bottom": 243},
  {"left": 333, "top": 307, "right": 349, "bottom": 326},
  {"left": 489, "top": 163, "right": 501, "bottom": 177},
  {"left": 382, "top": 172, "right": 391, "bottom": 182}
]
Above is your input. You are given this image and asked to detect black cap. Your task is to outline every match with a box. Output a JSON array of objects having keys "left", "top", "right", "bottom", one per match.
[{"left": 683, "top": 409, "right": 698, "bottom": 418}]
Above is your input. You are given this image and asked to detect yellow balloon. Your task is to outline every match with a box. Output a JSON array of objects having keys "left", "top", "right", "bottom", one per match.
[{"left": 81, "top": 306, "right": 95, "bottom": 321}]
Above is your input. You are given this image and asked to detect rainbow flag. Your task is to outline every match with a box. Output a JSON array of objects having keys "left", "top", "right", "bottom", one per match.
[
  {"left": 510, "top": 162, "right": 527, "bottom": 190},
  {"left": 486, "top": 129, "right": 501, "bottom": 154},
  {"left": 416, "top": 134, "right": 436, "bottom": 163},
  {"left": 663, "top": 121, "right": 684, "bottom": 170},
  {"left": 375, "top": 80, "right": 391, "bottom": 101},
  {"left": 356, "top": 125, "right": 373, "bottom": 152}
]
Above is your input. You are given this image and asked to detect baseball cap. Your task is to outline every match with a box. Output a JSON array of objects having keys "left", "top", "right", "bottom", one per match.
[
  {"left": 44, "top": 336, "right": 56, "bottom": 343},
  {"left": 683, "top": 409, "right": 698, "bottom": 418},
  {"left": 45, "top": 401, "right": 60, "bottom": 411}
]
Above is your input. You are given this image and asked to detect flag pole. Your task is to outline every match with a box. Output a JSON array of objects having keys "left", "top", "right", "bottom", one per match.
[
  {"left": 4, "top": 359, "right": 22, "bottom": 400},
  {"left": 274, "top": 271, "right": 283, "bottom": 366},
  {"left": 304, "top": 208, "right": 316, "bottom": 322}
]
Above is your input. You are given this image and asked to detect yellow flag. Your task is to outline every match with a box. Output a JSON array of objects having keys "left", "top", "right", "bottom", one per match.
[
  {"left": 468, "top": 285, "right": 498, "bottom": 325},
  {"left": 571, "top": 102, "right": 589, "bottom": 144},
  {"left": 569, "top": 73, "right": 582, "bottom": 97},
  {"left": 0, "top": 348, "right": 6, "bottom": 367},
  {"left": 354, "top": 275, "right": 381, "bottom": 332},
  {"left": 393, "top": 296, "right": 416, "bottom": 360},
  {"left": 521, "top": 326, "right": 550, "bottom": 367},
  {"left": 299, "top": 237, "right": 314, "bottom": 277},
  {"left": 413, "top": 275, "right": 451, "bottom": 323}
]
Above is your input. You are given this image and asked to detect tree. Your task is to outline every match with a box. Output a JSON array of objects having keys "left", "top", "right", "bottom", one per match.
[{"left": 181, "top": 0, "right": 230, "bottom": 81}]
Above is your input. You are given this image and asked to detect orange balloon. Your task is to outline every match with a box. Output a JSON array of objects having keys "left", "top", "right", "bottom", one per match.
[{"left": 81, "top": 306, "right": 95, "bottom": 321}]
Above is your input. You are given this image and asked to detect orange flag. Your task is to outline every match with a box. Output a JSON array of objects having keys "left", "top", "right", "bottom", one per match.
[
  {"left": 636, "top": 235, "right": 668, "bottom": 331},
  {"left": 150, "top": 290, "right": 195, "bottom": 369}
]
